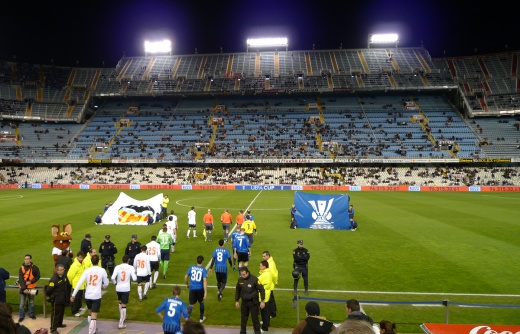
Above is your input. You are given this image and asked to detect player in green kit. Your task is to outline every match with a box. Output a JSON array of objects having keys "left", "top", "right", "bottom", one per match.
[{"left": 157, "top": 226, "right": 173, "bottom": 279}]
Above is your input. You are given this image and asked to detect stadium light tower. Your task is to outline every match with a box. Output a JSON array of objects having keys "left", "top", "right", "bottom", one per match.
[
  {"left": 246, "top": 37, "right": 288, "bottom": 52},
  {"left": 144, "top": 39, "right": 172, "bottom": 56},
  {"left": 368, "top": 33, "right": 399, "bottom": 48}
]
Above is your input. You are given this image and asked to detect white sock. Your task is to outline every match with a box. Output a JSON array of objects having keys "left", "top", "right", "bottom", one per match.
[
  {"left": 89, "top": 319, "right": 96, "bottom": 334},
  {"left": 154, "top": 271, "right": 159, "bottom": 284},
  {"left": 138, "top": 285, "right": 142, "bottom": 299}
]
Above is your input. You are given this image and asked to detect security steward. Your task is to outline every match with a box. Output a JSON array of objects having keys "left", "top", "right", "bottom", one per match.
[
  {"left": 46, "top": 263, "right": 69, "bottom": 333},
  {"left": 235, "top": 267, "right": 266, "bottom": 334},
  {"left": 98, "top": 234, "right": 118, "bottom": 276},
  {"left": 292, "top": 240, "right": 310, "bottom": 295}
]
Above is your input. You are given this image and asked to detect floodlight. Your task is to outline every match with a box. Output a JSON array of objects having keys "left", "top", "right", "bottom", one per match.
[
  {"left": 246, "top": 37, "right": 288, "bottom": 51},
  {"left": 370, "top": 34, "right": 398, "bottom": 43},
  {"left": 368, "top": 33, "right": 399, "bottom": 48},
  {"left": 144, "top": 39, "right": 172, "bottom": 55}
]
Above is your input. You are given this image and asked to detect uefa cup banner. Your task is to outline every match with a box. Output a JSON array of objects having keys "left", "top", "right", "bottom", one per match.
[{"left": 293, "top": 192, "right": 350, "bottom": 230}]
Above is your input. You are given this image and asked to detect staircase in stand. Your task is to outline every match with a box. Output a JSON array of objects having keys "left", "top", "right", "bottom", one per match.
[
  {"left": 477, "top": 58, "right": 491, "bottom": 79},
  {"left": 478, "top": 97, "right": 488, "bottom": 111},
  {"left": 512, "top": 52, "right": 518, "bottom": 78},
  {"left": 387, "top": 74, "right": 398, "bottom": 88},
  {"left": 305, "top": 53, "right": 313, "bottom": 76},
  {"left": 446, "top": 59, "right": 457, "bottom": 77}
]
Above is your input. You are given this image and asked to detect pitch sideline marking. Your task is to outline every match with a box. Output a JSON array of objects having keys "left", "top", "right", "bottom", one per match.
[
  {"left": 139, "top": 283, "right": 520, "bottom": 299},
  {"left": 175, "top": 193, "right": 288, "bottom": 211},
  {"left": 205, "top": 190, "right": 264, "bottom": 270},
  {"left": 0, "top": 195, "right": 24, "bottom": 200}
]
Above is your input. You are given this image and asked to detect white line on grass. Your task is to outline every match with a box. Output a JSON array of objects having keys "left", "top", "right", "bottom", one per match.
[
  {"left": 205, "top": 190, "right": 263, "bottom": 270},
  {"left": 131, "top": 283, "right": 520, "bottom": 299},
  {"left": 175, "top": 192, "right": 287, "bottom": 211},
  {"left": 35, "top": 276, "right": 520, "bottom": 298},
  {"left": 0, "top": 195, "right": 24, "bottom": 200},
  {"left": 273, "top": 287, "right": 520, "bottom": 298},
  {"left": 227, "top": 190, "right": 263, "bottom": 236}
]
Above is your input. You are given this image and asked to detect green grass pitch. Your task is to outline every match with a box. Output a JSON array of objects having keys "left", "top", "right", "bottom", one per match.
[{"left": 1, "top": 189, "right": 519, "bottom": 332}]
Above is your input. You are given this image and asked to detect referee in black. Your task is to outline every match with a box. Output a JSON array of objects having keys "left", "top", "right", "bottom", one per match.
[{"left": 293, "top": 239, "right": 310, "bottom": 295}]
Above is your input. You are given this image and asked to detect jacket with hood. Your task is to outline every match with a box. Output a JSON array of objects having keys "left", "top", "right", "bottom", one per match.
[{"left": 292, "top": 316, "right": 336, "bottom": 334}]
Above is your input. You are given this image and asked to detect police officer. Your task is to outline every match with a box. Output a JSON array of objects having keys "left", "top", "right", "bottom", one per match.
[
  {"left": 125, "top": 234, "right": 141, "bottom": 266},
  {"left": 98, "top": 235, "right": 118, "bottom": 276},
  {"left": 292, "top": 240, "right": 310, "bottom": 295}
]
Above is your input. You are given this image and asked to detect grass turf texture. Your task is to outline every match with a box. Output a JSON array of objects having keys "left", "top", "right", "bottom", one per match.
[{"left": 1, "top": 189, "right": 519, "bottom": 332}]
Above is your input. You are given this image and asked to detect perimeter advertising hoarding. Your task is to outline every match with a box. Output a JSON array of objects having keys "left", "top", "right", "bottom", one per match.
[{"left": 420, "top": 323, "right": 520, "bottom": 334}]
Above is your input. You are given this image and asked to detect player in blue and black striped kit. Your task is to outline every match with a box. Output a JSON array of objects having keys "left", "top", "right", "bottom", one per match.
[
  {"left": 184, "top": 255, "right": 208, "bottom": 323},
  {"left": 232, "top": 228, "right": 251, "bottom": 270},
  {"left": 209, "top": 239, "right": 232, "bottom": 301},
  {"left": 156, "top": 285, "right": 189, "bottom": 334}
]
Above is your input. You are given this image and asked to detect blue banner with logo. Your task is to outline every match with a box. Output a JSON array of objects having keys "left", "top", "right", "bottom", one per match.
[{"left": 293, "top": 192, "right": 350, "bottom": 230}]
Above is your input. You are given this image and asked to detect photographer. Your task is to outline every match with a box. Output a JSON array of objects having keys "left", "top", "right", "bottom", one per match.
[{"left": 18, "top": 254, "right": 40, "bottom": 322}]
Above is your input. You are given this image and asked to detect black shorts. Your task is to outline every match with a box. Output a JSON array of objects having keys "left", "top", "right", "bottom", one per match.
[
  {"left": 86, "top": 298, "right": 101, "bottom": 313},
  {"left": 137, "top": 275, "right": 150, "bottom": 284},
  {"left": 116, "top": 291, "right": 130, "bottom": 304},
  {"left": 150, "top": 261, "right": 159, "bottom": 271},
  {"left": 188, "top": 289, "right": 205, "bottom": 305},
  {"left": 222, "top": 223, "right": 230, "bottom": 230},
  {"left": 160, "top": 249, "right": 170, "bottom": 261},
  {"left": 237, "top": 252, "right": 249, "bottom": 263},
  {"left": 205, "top": 224, "right": 213, "bottom": 231},
  {"left": 216, "top": 272, "right": 228, "bottom": 285}
]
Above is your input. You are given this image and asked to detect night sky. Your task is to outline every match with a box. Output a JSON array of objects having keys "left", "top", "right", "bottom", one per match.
[{"left": 0, "top": 0, "right": 516, "bottom": 68}]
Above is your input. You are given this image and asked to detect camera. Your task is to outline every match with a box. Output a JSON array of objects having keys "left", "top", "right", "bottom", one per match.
[{"left": 27, "top": 289, "right": 39, "bottom": 296}]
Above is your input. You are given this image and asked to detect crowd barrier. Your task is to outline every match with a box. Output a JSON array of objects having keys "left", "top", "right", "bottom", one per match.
[
  {"left": 293, "top": 295, "right": 520, "bottom": 325},
  {"left": 6, "top": 285, "right": 48, "bottom": 318}
]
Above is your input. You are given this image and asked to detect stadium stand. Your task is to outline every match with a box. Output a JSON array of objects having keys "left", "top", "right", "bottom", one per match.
[{"left": 0, "top": 46, "right": 519, "bottom": 183}]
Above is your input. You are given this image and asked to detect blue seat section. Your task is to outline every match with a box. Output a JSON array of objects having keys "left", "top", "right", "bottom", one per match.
[{"left": 1, "top": 93, "right": 517, "bottom": 160}]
